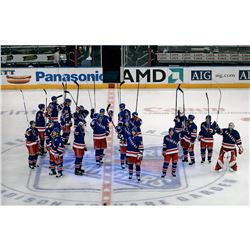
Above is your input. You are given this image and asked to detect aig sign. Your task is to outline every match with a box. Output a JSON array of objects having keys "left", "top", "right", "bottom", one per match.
[
  {"left": 239, "top": 70, "right": 250, "bottom": 80},
  {"left": 191, "top": 70, "right": 212, "bottom": 80}
]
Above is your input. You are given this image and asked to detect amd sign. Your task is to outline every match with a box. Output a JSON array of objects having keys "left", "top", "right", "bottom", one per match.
[
  {"left": 123, "top": 68, "right": 184, "bottom": 83},
  {"left": 124, "top": 69, "right": 165, "bottom": 82},
  {"left": 191, "top": 70, "right": 212, "bottom": 80},
  {"left": 239, "top": 70, "right": 250, "bottom": 80}
]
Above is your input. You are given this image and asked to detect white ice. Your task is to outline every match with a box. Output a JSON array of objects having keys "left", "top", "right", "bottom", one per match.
[{"left": 1, "top": 88, "right": 249, "bottom": 205}]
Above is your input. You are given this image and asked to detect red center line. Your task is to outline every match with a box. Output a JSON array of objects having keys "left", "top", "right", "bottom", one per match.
[{"left": 101, "top": 87, "right": 115, "bottom": 205}]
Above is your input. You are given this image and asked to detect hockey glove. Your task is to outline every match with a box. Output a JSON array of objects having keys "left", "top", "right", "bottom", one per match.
[
  {"left": 137, "top": 152, "right": 143, "bottom": 160},
  {"left": 238, "top": 145, "right": 244, "bottom": 155}
]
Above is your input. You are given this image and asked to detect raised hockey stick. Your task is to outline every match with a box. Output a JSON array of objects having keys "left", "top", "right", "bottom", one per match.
[
  {"left": 119, "top": 81, "right": 125, "bottom": 105},
  {"left": 64, "top": 90, "right": 77, "bottom": 106},
  {"left": 20, "top": 89, "right": 29, "bottom": 126},
  {"left": 74, "top": 81, "right": 80, "bottom": 107},
  {"left": 117, "top": 83, "right": 120, "bottom": 106},
  {"left": 135, "top": 77, "right": 140, "bottom": 112},
  {"left": 87, "top": 89, "right": 94, "bottom": 110},
  {"left": 175, "top": 84, "right": 181, "bottom": 116},
  {"left": 106, "top": 103, "right": 117, "bottom": 132},
  {"left": 178, "top": 85, "right": 185, "bottom": 116},
  {"left": 205, "top": 92, "right": 210, "bottom": 116},
  {"left": 43, "top": 89, "right": 47, "bottom": 106},
  {"left": 62, "top": 82, "right": 66, "bottom": 101},
  {"left": 175, "top": 84, "right": 185, "bottom": 116},
  {"left": 216, "top": 89, "right": 222, "bottom": 123},
  {"left": 56, "top": 94, "right": 63, "bottom": 99},
  {"left": 43, "top": 89, "right": 48, "bottom": 123},
  {"left": 93, "top": 79, "right": 96, "bottom": 110}
]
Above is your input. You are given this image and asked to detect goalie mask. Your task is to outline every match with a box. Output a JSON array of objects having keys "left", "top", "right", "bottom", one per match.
[{"left": 228, "top": 122, "right": 235, "bottom": 130}]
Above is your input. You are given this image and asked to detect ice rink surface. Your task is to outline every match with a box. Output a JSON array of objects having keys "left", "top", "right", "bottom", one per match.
[{"left": 1, "top": 88, "right": 249, "bottom": 205}]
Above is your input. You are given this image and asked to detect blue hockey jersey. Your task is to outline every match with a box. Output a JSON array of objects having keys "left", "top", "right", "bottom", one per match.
[
  {"left": 180, "top": 122, "right": 197, "bottom": 144},
  {"left": 73, "top": 110, "right": 88, "bottom": 127},
  {"left": 47, "top": 102, "right": 60, "bottom": 121},
  {"left": 100, "top": 115, "right": 110, "bottom": 129},
  {"left": 45, "top": 126, "right": 53, "bottom": 146},
  {"left": 163, "top": 132, "right": 180, "bottom": 155},
  {"left": 118, "top": 109, "right": 131, "bottom": 123},
  {"left": 90, "top": 118, "right": 109, "bottom": 140},
  {"left": 199, "top": 121, "right": 215, "bottom": 143},
  {"left": 45, "top": 122, "right": 61, "bottom": 147},
  {"left": 129, "top": 117, "right": 142, "bottom": 133},
  {"left": 25, "top": 127, "right": 39, "bottom": 143},
  {"left": 73, "top": 126, "right": 86, "bottom": 149},
  {"left": 50, "top": 136, "right": 64, "bottom": 156},
  {"left": 217, "top": 128, "right": 242, "bottom": 149},
  {"left": 174, "top": 115, "right": 187, "bottom": 133},
  {"left": 35, "top": 110, "right": 45, "bottom": 132},
  {"left": 126, "top": 134, "right": 144, "bottom": 158},
  {"left": 117, "top": 124, "right": 131, "bottom": 147},
  {"left": 60, "top": 105, "right": 72, "bottom": 125}
]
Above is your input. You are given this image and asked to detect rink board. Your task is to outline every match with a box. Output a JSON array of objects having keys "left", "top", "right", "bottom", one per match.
[{"left": 1, "top": 88, "right": 249, "bottom": 205}]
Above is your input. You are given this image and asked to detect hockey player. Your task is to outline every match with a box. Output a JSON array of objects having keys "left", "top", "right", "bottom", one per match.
[
  {"left": 48, "top": 127, "right": 64, "bottom": 177},
  {"left": 118, "top": 103, "right": 131, "bottom": 123},
  {"left": 73, "top": 105, "right": 89, "bottom": 127},
  {"left": 116, "top": 119, "right": 131, "bottom": 169},
  {"left": 45, "top": 120, "right": 54, "bottom": 149},
  {"left": 126, "top": 127, "right": 144, "bottom": 182},
  {"left": 99, "top": 108, "right": 110, "bottom": 125},
  {"left": 35, "top": 104, "right": 46, "bottom": 155},
  {"left": 180, "top": 114, "right": 197, "bottom": 165},
  {"left": 198, "top": 115, "right": 215, "bottom": 163},
  {"left": 174, "top": 111, "right": 187, "bottom": 133},
  {"left": 45, "top": 119, "right": 61, "bottom": 170},
  {"left": 90, "top": 113, "right": 110, "bottom": 167},
  {"left": 25, "top": 120, "right": 39, "bottom": 169},
  {"left": 129, "top": 112, "right": 142, "bottom": 136},
  {"left": 60, "top": 98, "right": 72, "bottom": 145},
  {"left": 46, "top": 96, "right": 63, "bottom": 122},
  {"left": 99, "top": 108, "right": 111, "bottom": 163},
  {"left": 161, "top": 128, "right": 180, "bottom": 178},
  {"left": 214, "top": 122, "right": 243, "bottom": 172},
  {"left": 72, "top": 122, "right": 87, "bottom": 175}
]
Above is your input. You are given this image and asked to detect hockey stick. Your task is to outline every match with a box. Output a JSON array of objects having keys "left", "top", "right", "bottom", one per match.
[
  {"left": 56, "top": 94, "right": 63, "bottom": 99},
  {"left": 175, "top": 84, "right": 181, "bottom": 116},
  {"left": 135, "top": 77, "right": 140, "bottom": 112},
  {"left": 64, "top": 90, "right": 77, "bottom": 106},
  {"left": 205, "top": 92, "right": 210, "bottom": 116},
  {"left": 93, "top": 79, "right": 96, "bottom": 110},
  {"left": 176, "top": 84, "right": 185, "bottom": 116},
  {"left": 106, "top": 104, "right": 117, "bottom": 132},
  {"left": 216, "top": 89, "right": 222, "bottom": 123},
  {"left": 119, "top": 81, "right": 125, "bottom": 105},
  {"left": 117, "top": 83, "right": 120, "bottom": 106},
  {"left": 43, "top": 89, "right": 48, "bottom": 123},
  {"left": 74, "top": 81, "right": 80, "bottom": 107},
  {"left": 20, "top": 90, "right": 29, "bottom": 126},
  {"left": 87, "top": 88, "right": 94, "bottom": 109},
  {"left": 62, "top": 82, "right": 66, "bottom": 101}
]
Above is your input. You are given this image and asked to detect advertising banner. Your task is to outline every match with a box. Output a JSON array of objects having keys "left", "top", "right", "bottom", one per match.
[
  {"left": 122, "top": 67, "right": 250, "bottom": 84},
  {"left": 187, "top": 67, "right": 250, "bottom": 83},
  {"left": 1, "top": 67, "right": 103, "bottom": 85}
]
